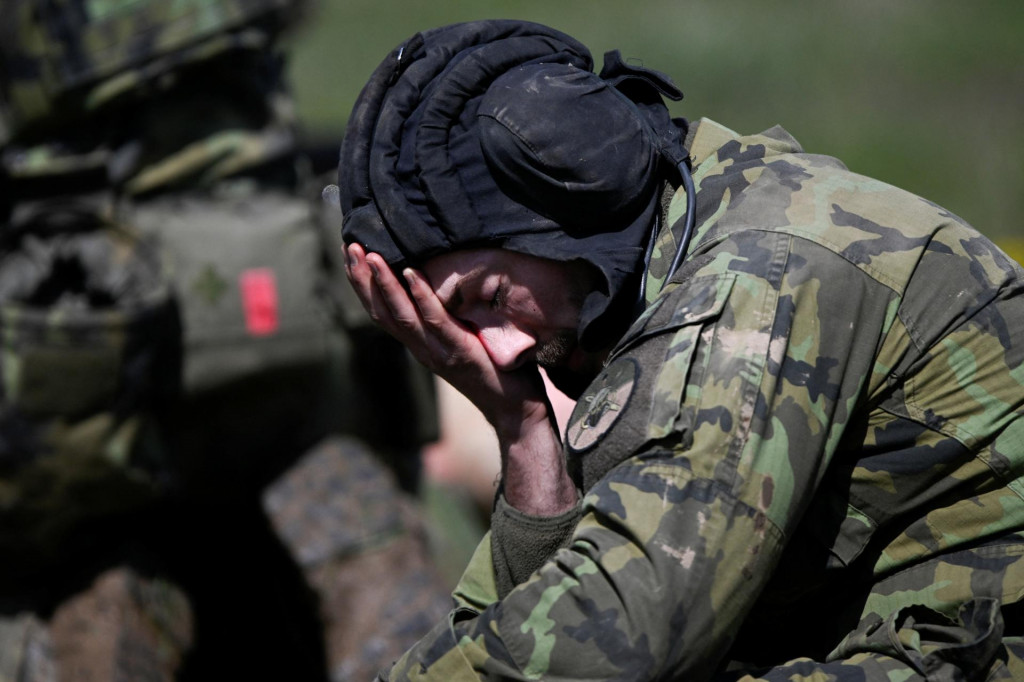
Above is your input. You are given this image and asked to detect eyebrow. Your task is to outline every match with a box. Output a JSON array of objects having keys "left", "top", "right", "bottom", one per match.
[{"left": 447, "top": 281, "right": 464, "bottom": 312}]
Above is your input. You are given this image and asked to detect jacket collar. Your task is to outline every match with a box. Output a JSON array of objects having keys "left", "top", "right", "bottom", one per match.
[{"left": 642, "top": 117, "right": 804, "bottom": 304}]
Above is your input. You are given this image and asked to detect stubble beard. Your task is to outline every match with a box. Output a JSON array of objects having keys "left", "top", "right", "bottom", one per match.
[
  {"left": 534, "top": 331, "right": 576, "bottom": 370},
  {"left": 534, "top": 265, "right": 605, "bottom": 395},
  {"left": 535, "top": 270, "right": 592, "bottom": 371}
]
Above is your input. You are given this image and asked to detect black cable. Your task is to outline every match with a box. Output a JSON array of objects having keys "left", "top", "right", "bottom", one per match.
[
  {"left": 636, "top": 213, "right": 659, "bottom": 310},
  {"left": 634, "top": 160, "right": 697, "bottom": 313},
  {"left": 667, "top": 159, "right": 696, "bottom": 281}
]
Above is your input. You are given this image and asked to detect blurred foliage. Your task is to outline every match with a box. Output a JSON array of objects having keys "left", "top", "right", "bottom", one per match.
[{"left": 282, "top": 0, "right": 1022, "bottom": 244}]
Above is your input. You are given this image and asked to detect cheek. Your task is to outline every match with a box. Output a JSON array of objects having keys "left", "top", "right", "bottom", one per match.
[
  {"left": 542, "top": 290, "right": 582, "bottom": 329},
  {"left": 506, "top": 287, "right": 548, "bottom": 324}
]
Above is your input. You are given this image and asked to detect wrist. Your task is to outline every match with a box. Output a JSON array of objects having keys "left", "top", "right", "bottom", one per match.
[
  {"left": 499, "top": 417, "right": 578, "bottom": 517},
  {"left": 490, "top": 394, "right": 551, "bottom": 444}
]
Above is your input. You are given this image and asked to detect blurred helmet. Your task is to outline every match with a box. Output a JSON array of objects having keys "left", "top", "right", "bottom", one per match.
[{"left": 0, "top": 0, "right": 303, "bottom": 141}]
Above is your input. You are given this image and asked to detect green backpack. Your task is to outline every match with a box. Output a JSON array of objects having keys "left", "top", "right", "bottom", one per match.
[
  {"left": 133, "top": 175, "right": 437, "bottom": 493},
  {"left": 135, "top": 183, "right": 332, "bottom": 394}
]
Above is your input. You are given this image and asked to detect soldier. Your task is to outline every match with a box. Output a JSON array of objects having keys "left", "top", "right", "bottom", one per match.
[
  {"left": 0, "top": 2, "right": 449, "bottom": 680},
  {"left": 337, "top": 20, "right": 1024, "bottom": 681}
]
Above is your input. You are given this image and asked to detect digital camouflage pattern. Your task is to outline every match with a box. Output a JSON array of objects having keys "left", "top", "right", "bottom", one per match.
[
  {"left": 263, "top": 436, "right": 451, "bottom": 680},
  {"left": 380, "top": 118, "right": 1024, "bottom": 680},
  {"left": 45, "top": 567, "right": 194, "bottom": 682}
]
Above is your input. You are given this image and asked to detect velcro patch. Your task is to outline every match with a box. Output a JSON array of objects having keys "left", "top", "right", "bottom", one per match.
[
  {"left": 240, "top": 268, "right": 279, "bottom": 336},
  {"left": 566, "top": 358, "right": 637, "bottom": 453}
]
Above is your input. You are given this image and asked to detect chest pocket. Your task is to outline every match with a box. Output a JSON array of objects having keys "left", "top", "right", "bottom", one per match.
[
  {"left": 566, "top": 274, "right": 735, "bottom": 491},
  {"left": 643, "top": 274, "right": 735, "bottom": 441}
]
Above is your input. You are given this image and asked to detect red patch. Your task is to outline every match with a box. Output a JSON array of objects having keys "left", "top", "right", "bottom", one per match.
[{"left": 240, "top": 268, "right": 279, "bottom": 336}]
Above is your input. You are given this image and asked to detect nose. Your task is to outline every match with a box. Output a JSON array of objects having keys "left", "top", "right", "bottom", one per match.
[{"left": 478, "top": 324, "right": 536, "bottom": 371}]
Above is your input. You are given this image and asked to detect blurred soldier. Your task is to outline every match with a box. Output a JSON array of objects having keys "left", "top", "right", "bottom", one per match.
[{"left": 0, "top": 2, "right": 449, "bottom": 680}]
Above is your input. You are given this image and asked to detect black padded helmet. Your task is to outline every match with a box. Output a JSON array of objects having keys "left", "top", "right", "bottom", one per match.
[{"left": 339, "top": 20, "right": 688, "bottom": 350}]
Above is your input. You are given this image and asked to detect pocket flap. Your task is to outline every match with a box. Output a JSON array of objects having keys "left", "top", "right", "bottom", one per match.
[{"left": 611, "top": 273, "right": 736, "bottom": 360}]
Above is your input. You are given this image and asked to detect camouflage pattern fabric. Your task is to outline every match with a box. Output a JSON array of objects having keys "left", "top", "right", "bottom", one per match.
[
  {"left": 2, "top": 31, "right": 447, "bottom": 682},
  {"left": 0, "top": 210, "right": 179, "bottom": 568},
  {"left": 0, "top": 567, "right": 192, "bottom": 682},
  {"left": 0, "top": 0, "right": 299, "bottom": 138},
  {"left": 379, "top": 118, "right": 1024, "bottom": 680},
  {"left": 0, "top": 613, "right": 54, "bottom": 682},
  {"left": 262, "top": 436, "right": 451, "bottom": 680},
  {"left": 262, "top": 437, "right": 407, "bottom": 568},
  {"left": 47, "top": 568, "right": 193, "bottom": 682}
]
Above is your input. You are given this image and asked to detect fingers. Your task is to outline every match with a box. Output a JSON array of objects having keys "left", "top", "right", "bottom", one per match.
[
  {"left": 400, "top": 267, "right": 456, "bottom": 331},
  {"left": 344, "top": 243, "right": 487, "bottom": 376},
  {"left": 342, "top": 245, "right": 547, "bottom": 422},
  {"left": 343, "top": 242, "right": 377, "bottom": 310},
  {"left": 343, "top": 243, "right": 390, "bottom": 326},
  {"left": 346, "top": 243, "right": 459, "bottom": 334},
  {"left": 344, "top": 243, "right": 420, "bottom": 337},
  {"left": 366, "top": 253, "right": 424, "bottom": 334},
  {"left": 403, "top": 266, "right": 489, "bottom": 361}
]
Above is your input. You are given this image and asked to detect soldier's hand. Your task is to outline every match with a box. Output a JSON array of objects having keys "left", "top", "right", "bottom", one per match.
[
  {"left": 343, "top": 243, "right": 549, "bottom": 434},
  {"left": 345, "top": 242, "right": 577, "bottom": 515}
]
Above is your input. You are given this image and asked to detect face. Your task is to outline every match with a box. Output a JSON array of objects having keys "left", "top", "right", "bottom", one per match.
[{"left": 422, "top": 248, "right": 600, "bottom": 374}]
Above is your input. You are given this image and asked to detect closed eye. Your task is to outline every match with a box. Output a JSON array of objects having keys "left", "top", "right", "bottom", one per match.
[{"left": 490, "top": 281, "right": 508, "bottom": 311}]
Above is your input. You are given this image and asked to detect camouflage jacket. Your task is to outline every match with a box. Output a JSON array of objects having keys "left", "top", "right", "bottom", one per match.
[{"left": 380, "top": 118, "right": 1024, "bottom": 680}]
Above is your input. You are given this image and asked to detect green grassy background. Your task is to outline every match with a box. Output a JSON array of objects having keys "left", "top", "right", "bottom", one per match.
[{"left": 281, "top": 1, "right": 1023, "bottom": 257}]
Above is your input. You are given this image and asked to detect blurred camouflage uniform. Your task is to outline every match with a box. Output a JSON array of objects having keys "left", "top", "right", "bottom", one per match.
[
  {"left": 382, "top": 118, "right": 1024, "bottom": 680},
  {"left": 0, "top": 2, "right": 449, "bottom": 680}
]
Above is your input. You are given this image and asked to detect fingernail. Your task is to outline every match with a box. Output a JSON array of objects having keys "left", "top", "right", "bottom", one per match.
[
  {"left": 368, "top": 260, "right": 380, "bottom": 277},
  {"left": 403, "top": 268, "right": 416, "bottom": 285},
  {"left": 345, "top": 245, "right": 357, "bottom": 269}
]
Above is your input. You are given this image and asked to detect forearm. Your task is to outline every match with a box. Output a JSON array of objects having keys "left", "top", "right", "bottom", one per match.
[
  {"left": 489, "top": 408, "right": 583, "bottom": 597},
  {"left": 495, "top": 409, "right": 577, "bottom": 516}
]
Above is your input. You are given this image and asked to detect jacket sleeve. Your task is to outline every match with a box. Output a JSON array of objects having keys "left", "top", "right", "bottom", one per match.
[{"left": 383, "top": 229, "right": 894, "bottom": 680}]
